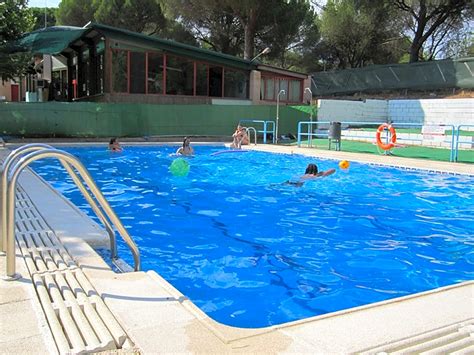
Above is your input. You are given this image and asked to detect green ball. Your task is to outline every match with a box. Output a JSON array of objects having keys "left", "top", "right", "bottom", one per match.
[{"left": 170, "top": 158, "right": 190, "bottom": 177}]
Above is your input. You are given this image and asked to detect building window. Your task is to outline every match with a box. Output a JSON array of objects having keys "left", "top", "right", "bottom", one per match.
[
  {"left": 209, "top": 66, "right": 222, "bottom": 97},
  {"left": 166, "top": 55, "right": 193, "bottom": 95},
  {"left": 224, "top": 68, "right": 248, "bottom": 99},
  {"left": 112, "top": 50, "right": 128, "bottom": 93},
  {"left": 196, "top": 62, "right": 208, "bottom": 96},
  {"left": 289, "top": 80, "right": 301, "bottom": 102},
  {"left": 261, "top": 75, "right": 302, "bottom": 103},
  {"left": 147, "top": 52, "right": 163, "bottom": 94},
  {"left": 262, "top": 78, "right": 275, "bottom": 100},
  {"left": 130, "top": 52, "right": 146, "bottom": 94},
  {"left": 79, "top": 48, "right": 89, "bottom": 97},
  {"left": 278, "top": 79, "right": 289, "bottom": 101}
]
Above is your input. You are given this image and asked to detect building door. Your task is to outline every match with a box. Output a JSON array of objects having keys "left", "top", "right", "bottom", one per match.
[{"left": 11, "top": 84, "right": 19, "bottom": 102}]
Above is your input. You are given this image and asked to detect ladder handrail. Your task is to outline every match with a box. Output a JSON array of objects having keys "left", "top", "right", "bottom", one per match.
[
  {"left": 246, "top": 127, "right": 258, "bottom": 145},
  {"left": 2, "top": 144, "right": 54, "bottom": 252},
  {"left": 1, "top": 144, "right": 117, "bottom": 260},
  {"left": 4, "top": 148, "right": 140, "bottom": 279}
]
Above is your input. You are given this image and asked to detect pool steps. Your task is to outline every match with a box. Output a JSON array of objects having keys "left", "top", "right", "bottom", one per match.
[
  {"left": 362, "top": 318, "right": 474, "bottom": 354},
  {"left": 2, "top": 144, "right": 473, "bottom": 353},
  {"left": 14, "top": 185, "right": 133, "bottom": 353}
]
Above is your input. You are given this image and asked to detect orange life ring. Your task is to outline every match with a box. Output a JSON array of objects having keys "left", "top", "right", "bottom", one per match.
[{"left": 376, "top": 124, "right": 397, "bottom": 150}]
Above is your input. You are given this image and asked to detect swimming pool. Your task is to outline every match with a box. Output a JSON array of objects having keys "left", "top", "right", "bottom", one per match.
[{"left": 33, "top": 146, "right": 474, "bottom": 328}]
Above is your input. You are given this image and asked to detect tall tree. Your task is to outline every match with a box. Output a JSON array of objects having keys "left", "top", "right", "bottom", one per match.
[
  {"left": 319, "top": 0, "right": 406, "bottom": 69},
  {"left": 257, "top": 0, "right": 314, "bottom": 68},
  {"left": 393, "top": 0, "right": 470, "bottom": 62},
  {"left": 56, "top": 0, "right": 96, "bottom": 26},
  {"left": 0, "top": 0, "right": 34, "bottom": 81},
  {"left": 220, "top": 0, "right": 271, "bottom": 59},
  {"left": 161, "top": 0, "right": 244, "bottom": 55},
  {"left": 162, "top": 0, "right": 314, "bottom": 62},
  {"left": 30, "top": 7, "right": 57, "bottom": 30},
  {"left": 94, "top": 0, "right": 167, "bottom": 34}
]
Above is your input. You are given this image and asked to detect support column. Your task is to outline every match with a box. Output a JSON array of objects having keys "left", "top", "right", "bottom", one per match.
[
  {"left": 249, "top": 70, "right": 261, "bottom": 104},
  {"left": 66, "top": 53, "right": 74, "bottom": 102}
]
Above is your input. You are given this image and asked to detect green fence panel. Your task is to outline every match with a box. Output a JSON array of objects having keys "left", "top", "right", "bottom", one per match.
[
  {"left": 0, "top": 102, "right": 312, "bottom": 138},
  {"left": 311, "top": 57, "right": 474, "bottom": 95}
]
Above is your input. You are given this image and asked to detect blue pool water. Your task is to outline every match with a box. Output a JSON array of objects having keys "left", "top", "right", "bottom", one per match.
[{"left": 33, "top": 146, "right": 474, "bottom": 328}]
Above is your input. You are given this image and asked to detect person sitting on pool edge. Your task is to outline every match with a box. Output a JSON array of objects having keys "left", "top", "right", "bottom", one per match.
[
  {"left": 230, "top": 124, "right": 249, "bottom": 149},
  {"left": 176, "top": 136, "right": 195, "bottom": 156},
  {"left": 286, "top": 163, "right": 336, "bottom": 186},
  {"left": 108, "top": 137, "right": 123, "bottom": 152}
]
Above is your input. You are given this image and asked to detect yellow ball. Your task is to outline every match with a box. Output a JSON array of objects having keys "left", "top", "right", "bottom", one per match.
[{"left": 339, "top": 160, "right": 350, "bottom": 169}]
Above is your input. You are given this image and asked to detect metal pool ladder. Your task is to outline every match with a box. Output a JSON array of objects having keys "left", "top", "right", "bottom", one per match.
[{"left": 1, "top": 144, "right": 140, "bottom": 280}]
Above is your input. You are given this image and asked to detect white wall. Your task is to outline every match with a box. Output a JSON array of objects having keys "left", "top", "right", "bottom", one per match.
[
  {"left": 389, "top": 99, "right": 474, "bottom": 126},
  {"left": 317, "top": 99, "right": 387, "bottom": 123},
  {"left": 317, "top": 98, "right": 474, "bottom": 127}
]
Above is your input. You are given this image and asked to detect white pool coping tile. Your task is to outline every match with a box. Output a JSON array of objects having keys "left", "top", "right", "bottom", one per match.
[{"left": 1, "top": 143, "right": 473, "bottom": 354}]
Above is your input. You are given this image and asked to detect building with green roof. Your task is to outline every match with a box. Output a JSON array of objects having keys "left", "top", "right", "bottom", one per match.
[{"left": 10, "top": 23, "right": 310, "bottom": 105}]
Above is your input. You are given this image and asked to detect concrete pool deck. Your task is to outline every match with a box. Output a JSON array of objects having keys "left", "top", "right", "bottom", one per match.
[{"left": 0, "top": 143, "right": 473, "bottom": 354}]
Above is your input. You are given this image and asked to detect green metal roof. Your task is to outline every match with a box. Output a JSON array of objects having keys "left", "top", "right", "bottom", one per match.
[
  {"left": 86, "top": 22, "right": 255, "bottom": 70},
  {"left": 5, "top": 26, "right": 88, "bottom": 55}
]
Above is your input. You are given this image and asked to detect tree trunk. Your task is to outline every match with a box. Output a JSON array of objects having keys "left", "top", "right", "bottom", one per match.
[
  {"left": 243, "top": 8, "right": 257, "bottom": 60},
  {"left": 409, "top": 39, "right": 423, "bottom": 62}
]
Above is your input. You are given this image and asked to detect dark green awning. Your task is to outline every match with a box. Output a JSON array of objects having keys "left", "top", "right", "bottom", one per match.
[{"left": 5, "top": 26, "right": 87, "bottom": 55}]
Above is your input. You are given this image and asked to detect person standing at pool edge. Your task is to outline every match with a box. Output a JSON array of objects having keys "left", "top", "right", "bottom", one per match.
[
  {"left": 109, "top": 138, "right": 122, "bottom": 152},
  {"left": 176, "top": 136, "right": 194, "bottom": 156}
]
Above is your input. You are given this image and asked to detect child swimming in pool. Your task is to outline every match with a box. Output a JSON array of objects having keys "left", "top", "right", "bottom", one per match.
[
  {"left": 108, "top": 137, "right": 123, "bottom": 152},
  {"left": 286, "top": 163, "right": 335, "bottom": 186},
  {"left": 176, "top": 136, "right": 194, "bottom": 156}
]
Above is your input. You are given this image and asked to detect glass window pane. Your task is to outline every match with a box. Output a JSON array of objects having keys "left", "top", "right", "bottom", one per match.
[
  {"left": 130, "top": 52, "right": 145, "bottom": 94},
  {"left": 265, "top": 78, "right": 274, "bottom": 100},
  {"left": 196, "top": 62, "right": 208, "bottom": 96},
  {"left": 112, "top": 50, "right": 128, "bottom": 93},
  {"left": 166, "top": 55, "right": 193, "bottom": 95},
  {"left": 279, "top": 79, "right": 289, "bottom": 101},
  {"left": 224, "top": 68, "right": 248, "bottom": 99},
  {"left": 209, "top": 66, "right": 222, "bottom": 97},
  {"left": 148, "top": 52, "right": 163, "bottom": 94},
  {"left": 290, "top": 80, "right": 301, "bottom": 102}
]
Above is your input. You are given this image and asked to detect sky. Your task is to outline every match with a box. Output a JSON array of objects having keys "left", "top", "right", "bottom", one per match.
[{"left": 28, "top": 0, "right": 61, "bottom": 8}]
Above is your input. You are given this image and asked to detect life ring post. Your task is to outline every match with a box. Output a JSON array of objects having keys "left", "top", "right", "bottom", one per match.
[{"left": 376, "top": 123, "right": 397, "bottom": 151}]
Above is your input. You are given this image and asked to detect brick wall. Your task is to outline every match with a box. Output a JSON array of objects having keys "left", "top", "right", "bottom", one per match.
[
  {"left": 388, "top": 99, "right": 474, "bottom": 127},
  {"left": 317, "top": 99, "right": 387, "bottom": 124},
  {"left": 318, "top": 98, "right": 474, "bottom": 128}
]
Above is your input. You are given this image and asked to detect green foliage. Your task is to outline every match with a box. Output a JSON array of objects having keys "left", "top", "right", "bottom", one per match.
[
  {"left": 30, "top": 7, "right": 57, "bottom": 30},
  {"left": 0, "top": 0, "right": 34, "bottom": 81},
  {"left": 393, "top": 0, "right": 471, "bottom": 62},
  {"left": 56, "top": 0, "right": 96, "bottom": 26},
  {"left": 94, "top": 0, "right": 167, "bottom": 34},
  {"left": 319, "top": 0, "right": 407, "bottom": 69},
  {"left": 162, "top": 0, "right": 315, "bottom": 64}
]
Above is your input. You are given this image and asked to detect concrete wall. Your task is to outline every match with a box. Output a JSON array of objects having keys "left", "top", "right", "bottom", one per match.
[
  {"left": 388, "top": 99, "right": 474, "bottom": 126},
  {"left": 317, "top": 98, "right": 474, "bottom": 127},
  {"left": 0, "top": 102, "right": 308, "bottom": 138},
  {"left": 317, "top": 99, "right": 387, "bottom": 123}
]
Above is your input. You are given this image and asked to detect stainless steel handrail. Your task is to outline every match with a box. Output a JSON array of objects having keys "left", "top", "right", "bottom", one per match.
[
  {"left": 1, "top": 144, "right": 117, "bottom": 260},
  {"left": 454, "top": 124, "right": 474, "bottom": 162},
  {"left": 297, "top": 121, "right": 457, "bottom": 161},
  {"left": 1, "top": 144, "right": 54, "bottom": 252},
  {"left": 246, "top": 127, "right": 257, "bottom": 145},
  {"left": 4, "top": 148, "right": 140, "bottom": 279}
]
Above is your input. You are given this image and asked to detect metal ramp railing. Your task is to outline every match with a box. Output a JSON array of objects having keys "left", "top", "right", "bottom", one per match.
[
  {"left": 246, "top": 127, "right": 258, "bottom": 145},
  {"left": 1, "top": 144, "right": 140, "bottom": 280}
]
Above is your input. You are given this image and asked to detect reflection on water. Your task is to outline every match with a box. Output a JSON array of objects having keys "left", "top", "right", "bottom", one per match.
[{"left": 33, "top": 146, "right": 474, "bottom": 328}]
